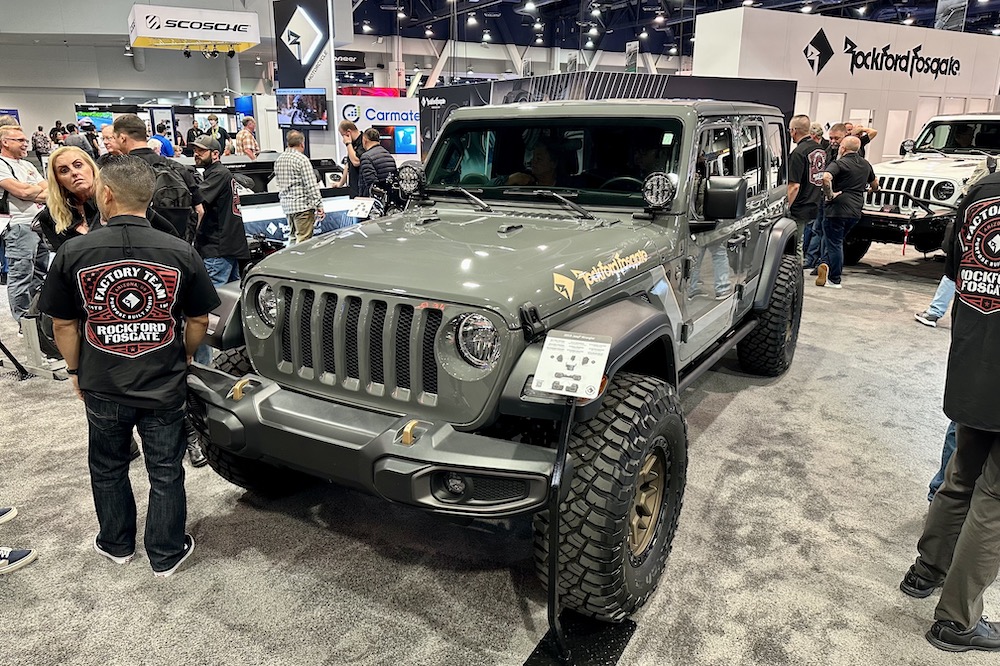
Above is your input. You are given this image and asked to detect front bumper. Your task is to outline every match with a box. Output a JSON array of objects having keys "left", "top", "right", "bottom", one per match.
[
  {"left": 857, "top": 208, "right": 953, "bottom": 247},
  {"left": 186, "top": 365, "right": 558, "bottom": 517}
]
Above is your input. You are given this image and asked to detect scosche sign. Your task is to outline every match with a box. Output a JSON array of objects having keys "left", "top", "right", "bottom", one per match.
[
  {"left": 804, "top": 29, "right": 961, "bottom": 79},
  {"left": 128, "top": 4, "right": 261, "bottom": 52}
]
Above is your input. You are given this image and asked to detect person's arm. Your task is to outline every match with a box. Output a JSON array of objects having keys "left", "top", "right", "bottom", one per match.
[
  {"left": 787, "top": 183, "right": 801, "bottom": 206},
  {"left": 51, "top": 317, "right": 83, "bottom": 399},
  {"left": 786, "top": 150, "right": 804, "bottom": 206},
  {"left": 302, "top": 159, "right": 324, "bottom": 214},
  {"left": 359, "top": 156, "right": 377, "bottom": 196},
  {"left": 0, "top": 175, "right": 47, "bottom": 202},
  {"left": 868, "top": 167, "right": 880, "bottom": 192},
  {"left": 345, "top": 138, "right": 361, "bottom": 168},
  {"left": 184, "top": 314, "right": 210, "bottom": 363},
  {"left": 821, "top": 172, "right": 838, "bottom": 200},
  {"left": 856, "top": 126, "right": 878, "bottom": 140}
]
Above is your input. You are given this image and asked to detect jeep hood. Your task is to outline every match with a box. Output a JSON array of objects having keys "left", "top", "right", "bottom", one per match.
[
  {"left": 874, "top": 154, "right": 985, "bottom": 179},
  {"left": 253, "top": 205, "right": 671, "bottom": 326}
]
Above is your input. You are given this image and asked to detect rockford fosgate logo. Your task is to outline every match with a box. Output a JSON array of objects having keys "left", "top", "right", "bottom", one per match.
[{"left": 843, "top": 37, "right": 960, "bottom": 79}]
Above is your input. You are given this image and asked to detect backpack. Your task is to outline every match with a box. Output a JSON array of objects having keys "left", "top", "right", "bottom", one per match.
[{"left": 148, "top": 159, "right": 193, "bottom": 237}]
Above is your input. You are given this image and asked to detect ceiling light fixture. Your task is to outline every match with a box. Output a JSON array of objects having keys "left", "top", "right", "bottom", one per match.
[
  {"left": 124, "top": 45, "right": 134, "bottom": 57},
  {"left": 467, "top": 13, "right": 477, "bottom": 26},
  {"left": 183, "top": 47, "right": 192, "bottom": 58},
  {"left": 254, "top": 55, "right": 263, "bottom": 66},
  {"left": 640, "top": 28, "right": 648, "bottom": 38},
  {"left": 588, "top": 25, "right": 599, "bottom": 36},
  {"left": 742, "top": 0, "right": 754, "bottom": 5},
  {"left": 902, "top": 14, "right": 914, "bottom": 24},
  {"left": 992, "top": 26, "right": 1000, "bottom": 35},
  {"left": 467, "top": 66, "right": 474, "bottom": 75},
  {"left": 482, "top": 29, "right": 491, "bottom": 41},
  {"left": 535, "top": 35, "right": 543, "bottom": 44},
  {"left": 585, "top": 38, "right": 595, "bottom": 48},
  {"left": 524, "top": 1, "right": 536, "bottom": 10},
  {"left": 669, "top": 45, "right": 678, "bottom": 55},
  {"left": 397, "top": 8, "right": 406, "bottom": 19},
  {"left": 591, "top": 5, "right": 601, "bottom": 16},
  {"left": 362, "top": 21, "right": 373, "bottom": 32},
  {"left": 857, "top": 5, "right": 867, "bottom": 15},
  {"left": 534, "top": 19, "right": 542, "bottom": 29},
  {"left": 800, "top": 4, "right": 813, "bottom": 12},
  {"left": 227, "top": 46, "right": 236, "bottom": 59},
  {"left": 425, "top": 26, "right": 433, "bottom": 36},
  {"left": 654, "top": 13, "right": 665, "bottom": 23}
]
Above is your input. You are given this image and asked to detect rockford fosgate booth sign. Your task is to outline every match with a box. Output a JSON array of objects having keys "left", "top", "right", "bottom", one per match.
[
  {"left": 804, "top": 28, "right": 960, "bottom": 79},
  {"left": 128, "top": 4, "right": 261, "bottom": 52}
]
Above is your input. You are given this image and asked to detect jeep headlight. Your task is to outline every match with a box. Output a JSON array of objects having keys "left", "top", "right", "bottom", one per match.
[
  {"left": 932, "top": 181, "right": 956, "bottom": 201},
  {"left": 254, "top": 283, "right": 278, "bottom": 327},
  {"left": 455, "top": 313, "right": 501, "bottom": 370}
]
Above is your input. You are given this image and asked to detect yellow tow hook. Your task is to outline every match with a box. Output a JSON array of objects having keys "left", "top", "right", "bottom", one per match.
[
  {"left": 400, "top": 419, "right": 421, "bottom": 446},
  {"left": 226, "top": 378, "right": 252, "bottom": 401}
]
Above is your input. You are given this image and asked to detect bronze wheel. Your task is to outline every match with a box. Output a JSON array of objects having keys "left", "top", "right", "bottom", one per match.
[{"left": 629, "top": 444, "right": 667, "bottom": 558}]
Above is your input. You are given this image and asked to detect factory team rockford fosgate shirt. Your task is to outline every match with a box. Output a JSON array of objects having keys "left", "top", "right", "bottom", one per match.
[
  {"left": 38, "top": 216, "right": 220, "bottom": 409},
  {"left": 943, "top": 170, "right": 1000, "bottom": 431}
]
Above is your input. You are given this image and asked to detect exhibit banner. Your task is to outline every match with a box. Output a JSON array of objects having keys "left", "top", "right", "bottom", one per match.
[
  {"left": 625, "top": 41, "right": 640, "bottom": 73},
  {"left": 935, "top": 0, "right": 969, "bottom": 31},
  {"left": 336, "top": 95, "right": 421, "bottom": 162},
  {"left": 273, "top": 0, "right": 333, "bottom": 90},
  {"left": 417, "top": 82, "right": 491, "bottom": 148},
  {"left": 128, "top": 4, "right": 260, "bottom": 52},
  {"left": 333, "top": 50, "right": 366, "bottom": 71}
]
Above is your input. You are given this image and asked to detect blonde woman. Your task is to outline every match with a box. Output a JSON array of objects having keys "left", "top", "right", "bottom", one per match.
[{"left": 36, "top": 146, "right": 177, "bottom": 252}]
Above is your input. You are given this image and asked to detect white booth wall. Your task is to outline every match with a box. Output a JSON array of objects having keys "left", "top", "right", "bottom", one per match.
[{"left": 692, "top": 8, "right": 1000, "bottom": 161}]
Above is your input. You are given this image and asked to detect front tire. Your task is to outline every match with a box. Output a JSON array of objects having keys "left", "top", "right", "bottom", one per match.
[
  {"left": 533, "top": 373, "right": 688, "bottom": 622},
  {"left": 737, "top": 253, "right": 803, "bottom": 376},
  {"left": 214, "top": 346, "right": 253, "bottom": 376}
]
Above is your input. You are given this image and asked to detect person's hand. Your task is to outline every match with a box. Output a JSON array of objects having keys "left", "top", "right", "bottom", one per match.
[
  {"left": 826, "top": 191, "right": 841, "bottom": 201},
  {"left": 506, "top": 172, "right": 535, "bottom": 186},
  {"left": 70, "top": 375, "right": 83, "bottom": 401},
  {"left": 342, "top": 134, "right": 351, "bottom": 146},
  {"left": 314, "top": 206, "right": 324, "bottom": 221}
]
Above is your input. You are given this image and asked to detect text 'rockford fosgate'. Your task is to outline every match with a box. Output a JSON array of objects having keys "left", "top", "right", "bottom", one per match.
[{"left": 844, "top": 37, "right": 960, "bottom": 79}]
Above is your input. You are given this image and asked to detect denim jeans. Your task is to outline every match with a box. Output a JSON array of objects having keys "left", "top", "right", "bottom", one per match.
[
  {"left": 927, "top": 275, "right": 956, "bottom": 318},
  {"left": 687, "top": 241, "right": 731, "bottom": 297},
  {"left": 820, "top": 215, "right": 859, "bottom": 285},
  {"left": 0, "top": 235, "right": 8, "bottom": 275},
  {"left": 4, "top": 224, "right": 47, "bottom": 323},
  {"left": 805, "top": 218, "right": 826, "bottom": 268},
  {"left": 929, "top": 420, "right": 958, "bottom": 501},
  {"left": 84, "top": 392, "right": 188, "bottom": 571},
  {"left": 195, "top": 257, "right": 240, "bottom": 365}
]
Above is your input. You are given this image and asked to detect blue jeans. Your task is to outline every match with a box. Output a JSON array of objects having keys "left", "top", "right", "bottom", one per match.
[
  {"left": 805, "top": 218, "right": 826, "bottom": 268},
  {"left": 4, "top": 224, "right": 47, "bottom": 323},
  {"left": 84, "top": 393, "right": 188, "bottom": 571},
  {"left": 195, "top": 257, "right": 240, "bottom": 365},
  {"left": 821, "top": 215, "right": 859, "bottom": 285},
  {"left": 687, "top": 241, "right": 731, "bottom": 297},
  {"left": 0, "top": 235, "right": 8, "bottom": 275},
  {"left": 929, "top": 421, "right": 958, "bottom": 501},
  {"left": 927, "top": 275, "right": 956, "bottom": 318}
]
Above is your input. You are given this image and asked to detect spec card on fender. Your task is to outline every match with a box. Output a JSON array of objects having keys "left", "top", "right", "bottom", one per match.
[
  {"left": 77, "top": 259, "right": 180, "bottom": 358},
  {"left": 958, "top": 194, "right": 1000, "bottom": 315},
  {"left": 533, "top": 330, "right": 612, "bottom": 399}
]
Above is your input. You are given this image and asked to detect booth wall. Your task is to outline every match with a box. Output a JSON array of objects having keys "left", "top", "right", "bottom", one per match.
[{"left": 693, "top": 8, "right": 1000, "bottom": 160}]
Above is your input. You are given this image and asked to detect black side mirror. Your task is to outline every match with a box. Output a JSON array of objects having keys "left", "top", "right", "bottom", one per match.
[{"left": 703, "top": 176, "right": 747, "bottom": 221}]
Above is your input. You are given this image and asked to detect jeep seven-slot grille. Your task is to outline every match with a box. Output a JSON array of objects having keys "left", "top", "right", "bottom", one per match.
[
  {"left": 866, "top": 176, "right": 941, "bottom": 209},
  {"left": 276, "top": 287, "right": 441, "bottom": 398}
]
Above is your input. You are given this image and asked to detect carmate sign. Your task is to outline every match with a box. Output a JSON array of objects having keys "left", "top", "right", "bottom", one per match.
[{"left": 128, "top": 4, "right": 261, "bottom": 52}]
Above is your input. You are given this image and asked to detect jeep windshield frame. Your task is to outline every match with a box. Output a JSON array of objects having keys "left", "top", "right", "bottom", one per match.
[
  {"left": 424, "top": 117, "right": 686, "bottom": 211},
  {"left": 914, "top": 120, "right": 1000, "bottom": 156}
]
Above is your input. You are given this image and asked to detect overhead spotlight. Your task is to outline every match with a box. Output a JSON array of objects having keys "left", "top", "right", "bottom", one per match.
[
  {"left": 591, "top": 5, "right": 601, "bottom": 17},
  {"left": 669, "top": 45, "right": 678, "bottom": 55},
  {"left": 640, "top": 28, "right": 648, "bottom": 39},
  {"left": 535, "top": 35, "right": 543, "bottom": 44},
  {"left": 211, "top": 47, "right": 220, "bottom": 58},
  {"left": 425, "top": 26, "right": 433, "bottom": 36},
  {"left": 467, "top": 12, "right": 477, "bottom": 26},
  {"left": 254, "top": 55, "right": 263, "bottom": 66},
  {"left": 689, "top": 36, "right": 696, "bottom": 42},
  {"left": 992, "top": 26, "right": 1000, "bottom": 35},
  {"left": 397, "top": 7, "right": 406, "bottom": 18},
  {"left": 585, "top": 38, "right": 594, "bottom": 48},
  {"left": 227, "top": 46, "right": 236, "bottom": 59},
  {"left": 800, "top": 3, "right": 813, "bottom": 12},
  {"left": 183, "top": 47, "right": 192, "bottom": 58},
  {"left": 534, "top": 19, "right": 542, "bottom": 29},
  {"left": 202, "top": 48, "right": 212, "bottom": 59},
  {"left": 654, "top": 13, "right": 665, "bottom": 23},
  {"left": 467, "top": 66, "right": 474, "bottom": 75},
  {"left": 362, "top": 21, "right": 373, "bottom": 32},
  {"left": 742, "top": 0, "right": 754, "bottom": 5},
  {"left": 902, "top": 14, "right": 914, "bottom": 24},
  {"left": 588, "top": 25, "right": 599, "bottom": 36},
  {"left": 524, "top": 0, "right": 536, "bottom": 10},
  {"left": 119, "top": 96, "right": 125, "bottom": 101},
  {"left": 482, "top": 29, "right": 492, "bottom": 41},
  {"left": 857, "top": 5, "right": 867, "bottom": 14}
]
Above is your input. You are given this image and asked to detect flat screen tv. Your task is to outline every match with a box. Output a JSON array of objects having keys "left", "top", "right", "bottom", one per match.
[{"left": 276, "top": 88, "right": 328, "bottom": 129}]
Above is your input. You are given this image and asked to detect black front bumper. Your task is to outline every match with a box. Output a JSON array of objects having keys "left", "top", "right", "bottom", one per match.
[
  {"left": 186, "top": 365, "right": 558, "bottom": 517},
  {"left": 856, "top": 209, "right": 953, "bottom": 248}
]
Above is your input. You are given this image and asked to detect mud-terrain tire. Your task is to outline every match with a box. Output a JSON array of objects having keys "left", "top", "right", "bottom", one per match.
[
  {"left": 533, "top": 372, "right": 688, "bottom": 622},
  {"left": 214, "top": 346, "right": 253, "bottom": 376},
  {"left": 737, "top": 253, "right": 803, "bottom": 376},
  {"left": 842, "top": 235, "right": 871, "bottom": 266},
  {"left": 199, "top": 435, "right": 307, "bottom": 497}
]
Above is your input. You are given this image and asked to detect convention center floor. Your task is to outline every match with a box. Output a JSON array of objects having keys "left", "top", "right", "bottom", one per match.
[{"left": 1, "top": 243, "right": 994, "bottom": 666}]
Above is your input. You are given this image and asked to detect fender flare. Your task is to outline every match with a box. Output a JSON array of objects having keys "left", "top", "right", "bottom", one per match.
[
  {"left": 499, "top": 297, "right": 677, "bottom": 422},
  {"left": 203, "top": 281, "right": 244, "bottom": 350},
  {"left": 754, "top": 217, "right": 798, "bottom": 312}
]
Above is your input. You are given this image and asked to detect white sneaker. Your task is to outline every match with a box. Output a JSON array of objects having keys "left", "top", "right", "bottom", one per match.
[
  {"left": 94, "top": 536, "right": 135, "bottom": 565},
  {"left": 824, "top": 281, "right": 843, "bottom": 289},
  {"left": 153, "top": 534, "right": 194, "bottom": 578}
]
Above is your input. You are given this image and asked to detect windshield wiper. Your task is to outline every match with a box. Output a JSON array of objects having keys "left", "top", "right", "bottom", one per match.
[
  {"left": 914, "top": 147, "right": 949, "bottom": 157},
  {"left": 428, "top": 186, "right": 494, "bottom": 212},
  {"left": 502, "top": 188, "right": 595, "bottom": 220}
]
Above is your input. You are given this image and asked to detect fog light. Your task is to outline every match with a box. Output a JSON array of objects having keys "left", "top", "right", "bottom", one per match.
[{"left": 444, "top": 472, "right": 467, "bottom": 496}]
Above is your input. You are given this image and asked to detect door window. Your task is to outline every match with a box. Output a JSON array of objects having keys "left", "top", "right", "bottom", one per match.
[
  {"left": 694, "top": 127, "right": 734, "bottom": 217},
  {"left": 740, "top": 124, "right": 765, "bottom": 198},
  {"left": 766, "top": 122, "right": 787, "bottom": 186}
]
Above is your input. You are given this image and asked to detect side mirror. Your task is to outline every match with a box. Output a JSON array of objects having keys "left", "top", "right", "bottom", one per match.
[
  {"left": 702, "top": 176, "right": 747, "bottom": 221},
  {"left": 900, "top": 139, "right": 915, "bottom": 156}
]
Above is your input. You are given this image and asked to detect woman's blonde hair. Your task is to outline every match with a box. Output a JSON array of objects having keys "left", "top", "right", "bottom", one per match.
[{"left": 46, "top": 146, "right": 98, "bottom": 234}]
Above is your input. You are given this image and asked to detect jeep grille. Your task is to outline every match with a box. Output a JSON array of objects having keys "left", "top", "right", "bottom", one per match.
[{"left": 866, "top": 176, "right": 946, "bottom": 209}]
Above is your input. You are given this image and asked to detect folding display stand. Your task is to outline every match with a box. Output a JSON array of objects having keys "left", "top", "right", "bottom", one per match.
[{"left": 0, "top": 315, "right": 67, "bottom": 381}]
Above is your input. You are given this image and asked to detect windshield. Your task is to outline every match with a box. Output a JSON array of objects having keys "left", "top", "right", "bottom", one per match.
[
  {"left": 914, "top": 120, "right": 1000, "bottom": 155},
  {"left": 424, "top": 118, "right": 685, "bottom": 204}
]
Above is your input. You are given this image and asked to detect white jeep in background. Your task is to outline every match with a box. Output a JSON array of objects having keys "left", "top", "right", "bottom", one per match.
[{"left": 845, "top": 114, "right": 1000, "bottom": 265}]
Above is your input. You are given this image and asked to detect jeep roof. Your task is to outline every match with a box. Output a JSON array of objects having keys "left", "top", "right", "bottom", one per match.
[{"left": 445, "top": 99, "right": 782, "bottom": 122}]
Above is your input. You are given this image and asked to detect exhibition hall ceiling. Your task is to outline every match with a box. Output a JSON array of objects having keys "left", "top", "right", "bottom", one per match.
[{"left": 353, "top": 0, "right": 1000, "bottom": 55}]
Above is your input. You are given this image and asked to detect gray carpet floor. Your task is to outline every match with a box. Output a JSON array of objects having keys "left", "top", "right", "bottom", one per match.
[{"left": 1, "top": 243, "right": 995, "bottom": 666}]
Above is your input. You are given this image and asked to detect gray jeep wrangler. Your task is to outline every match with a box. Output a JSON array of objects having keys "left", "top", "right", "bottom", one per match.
[{"left": 188, "top": 100, "right": 802, "bottom": 622}]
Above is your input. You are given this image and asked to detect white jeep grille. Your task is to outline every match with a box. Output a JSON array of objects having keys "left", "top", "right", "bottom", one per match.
[{"left": 866, "top": 175, "right": 946, "bottom": 210}]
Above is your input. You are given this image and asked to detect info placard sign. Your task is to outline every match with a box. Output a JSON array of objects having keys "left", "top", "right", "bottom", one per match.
[{"left": 533, "top": 331, "right": 612, "bottom": 399}]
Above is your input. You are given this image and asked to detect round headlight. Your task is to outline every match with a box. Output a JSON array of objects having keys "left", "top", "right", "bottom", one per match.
[
  {"left": 255, "top": 283, "right": 277, "bottom": 327},
  {"left": 642, "top": 172, "right": 676, "bottom": 209},
  {"left": 932, "top": 181, "right": 956, "bottom": 201},
  {"left": 397, "top": 160, "right": 426, "bottom": 196},
  {"left": 455, "top": 313, "right": 501, "bottom": 370}
]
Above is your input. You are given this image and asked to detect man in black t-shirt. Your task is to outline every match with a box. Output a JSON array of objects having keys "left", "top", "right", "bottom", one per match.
[
  {"left": 901, "top": 169, "right": 1000, "bottom": 653},
  {"left": 38, "top": 155, "right": 220, "bottom": 577},
  {"left": 787, "top": 114, "right": 826, "bottom": 262},
  {"left": 818, "top": 136, "right": 878, "bottom": 288},
  {"left": 334, "top": 121, "right": 365, "bottom": 198}
]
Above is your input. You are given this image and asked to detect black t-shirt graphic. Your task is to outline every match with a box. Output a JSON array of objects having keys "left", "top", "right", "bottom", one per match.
[
  {"left": 38, "top": 216, "right": 220, "bottom": 409},
  {"left": 824, "top": 153, "right": 876, "bottom": 219},
  {"left": 788, "top": 138, "right": 826, "bottom": 222}
]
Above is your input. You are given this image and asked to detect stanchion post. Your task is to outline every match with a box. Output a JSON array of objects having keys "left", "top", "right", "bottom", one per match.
[{"left": 546, "top": 396, "right": 577, "bottom": 663}]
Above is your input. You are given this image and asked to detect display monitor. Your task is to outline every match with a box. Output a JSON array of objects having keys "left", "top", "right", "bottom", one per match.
[
  {"left": 276, "top": 88, "right": 328, "bottom": 129},
  {"left": 371, "top": 125, "right": 419, "bottom": 155}
]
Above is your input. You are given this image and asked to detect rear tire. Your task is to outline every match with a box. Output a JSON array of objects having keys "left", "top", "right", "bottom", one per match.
[
  {"left": 738, "top": 253, "right": 803, "bottom": 376},
  {"left": 842, "top": 235, "right": 871, "bottom": 266},
  {"left": 533, "top": 372, "right": 688, "bottom": 622}
]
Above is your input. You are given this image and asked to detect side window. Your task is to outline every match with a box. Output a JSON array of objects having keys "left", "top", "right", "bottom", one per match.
[
  {"left": 693, "top": 127, "right": 734, "bottom": 217},
  {"left": 766, "top": 122, "right": 787, "bottom": 186},
  {"left": 740, "top": 124, "right": 765, "bottom": 198}
]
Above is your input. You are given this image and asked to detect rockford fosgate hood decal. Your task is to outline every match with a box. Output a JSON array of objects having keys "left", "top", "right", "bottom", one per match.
[{"left": 553, "top": 250, "right": 651, "bottom": 300}]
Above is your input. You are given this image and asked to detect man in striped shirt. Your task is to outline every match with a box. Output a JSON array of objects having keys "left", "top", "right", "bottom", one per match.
[{"left": 275, "top": 130, "right": 323, "bottom": 244}]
